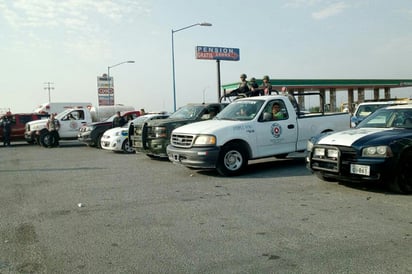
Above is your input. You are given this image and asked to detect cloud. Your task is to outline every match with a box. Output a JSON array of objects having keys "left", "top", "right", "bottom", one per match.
[
  {"left": 0, "top": 0, "right": 151, "bottom": 57},
  {"left": 312, "top": 2, "right": 348, "bottom": 20}
]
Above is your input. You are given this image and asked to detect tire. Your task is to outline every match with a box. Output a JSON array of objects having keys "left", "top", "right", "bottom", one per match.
[
  {"left": 389, "top": 150, "right": 412, "bottom": 194},
  {"left": 216, "top": 143, "right": 248, "bottom": 176},
  {"left": 96, "top": 134, "right": 103, "bottom": 149},
  {"left": 122, "top": 139, "right": 135, "bottom": 153},
  {"left": 40, "top": 132, "right": 52, "bottom": 147}
]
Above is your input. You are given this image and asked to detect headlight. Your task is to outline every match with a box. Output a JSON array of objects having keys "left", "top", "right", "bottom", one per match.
[
  {"left": 362, "top": 146, "right": 392, "bottom": 157},
  {"left": 194, "top": 135, "right": 216, "bottom": 145},
  {"left": 152, "top": 126, "right": 167, "bottom": 138},
  {"left": 313, "top": 147, "right": 325, "bottom": 157},
  {"left": 115, "top": 131, "right": 121, "bottom": 136}
]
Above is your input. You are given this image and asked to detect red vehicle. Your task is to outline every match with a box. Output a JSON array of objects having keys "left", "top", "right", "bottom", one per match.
[{"left": 0, "top": 112, "right": 49, "bottom": 143}]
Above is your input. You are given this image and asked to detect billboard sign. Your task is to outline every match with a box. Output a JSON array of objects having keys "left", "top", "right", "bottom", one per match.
[
  {"left": 195, "top": 46, "right": 240, "bottom": 61},
  {"left": 97, "top": 74, "right": 114, "bottom": 106}
]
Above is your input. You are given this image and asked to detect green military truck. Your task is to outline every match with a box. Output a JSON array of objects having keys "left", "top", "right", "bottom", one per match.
[{"left": 131, "top": 103, "right": 227, "bottom": 158}]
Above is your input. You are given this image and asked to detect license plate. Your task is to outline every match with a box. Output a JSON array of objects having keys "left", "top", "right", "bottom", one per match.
[
  {"left": 172, "top": 154, "right": 180, "bottom": 162},
  {"left": 350, "top": 164, "right": 370, "bottom": 176}
]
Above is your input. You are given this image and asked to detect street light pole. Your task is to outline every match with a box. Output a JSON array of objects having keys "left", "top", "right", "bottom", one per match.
[
  {"left": 107, "top": 60, "right": 135, "bottom": 106},
  {"left": 171, "top": 22, "right": 212, "bottom": 112}
]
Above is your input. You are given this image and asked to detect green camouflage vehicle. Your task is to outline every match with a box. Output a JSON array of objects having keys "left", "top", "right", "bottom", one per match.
[{"left": 131, "top": 103, "right": 227, "bottom": 158}]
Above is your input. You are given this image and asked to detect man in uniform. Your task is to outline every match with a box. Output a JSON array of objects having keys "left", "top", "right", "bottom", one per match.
[
  {"left": 1, "top": 112, "right": 12, "bottom": 146},
  {"left": 260, "top": 75, "right": 273, "bottom": 95},
  {"left": 112, "top": 111, "right": 126, "bottom": 128},
  {"left": 227, "top": 73, "right": 251, "bottom": 96},
  {"left": 46, "top": 113, "right": 60, "bottom": 147}
]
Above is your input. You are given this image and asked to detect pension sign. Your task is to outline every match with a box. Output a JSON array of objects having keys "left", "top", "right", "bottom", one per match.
[{"left": 195, "top": 46, "right": 240, "bottom": 61}]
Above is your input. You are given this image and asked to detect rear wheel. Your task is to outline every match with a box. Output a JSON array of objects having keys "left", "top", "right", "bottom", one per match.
[
  {"left": 389, "top": 150, "right": 412, "bottom": 194},
  {"left": 122, "top": 139, "right": 135, "bottom": 153},
  {"left": 216, "top": 143, "right": 248, "bottom": 176}
]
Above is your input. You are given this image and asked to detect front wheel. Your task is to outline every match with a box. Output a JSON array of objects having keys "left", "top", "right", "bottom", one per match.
[
  {"left": 96, "top": 134, "right": 104, "bottom": 149},
  {"left": 40, "top": 132, "right": 54, "bottom": 147},
  {"left": 216, "top": 143, "right": 248, "bottom": 176},
  {"left": 122, "top": 139, "right": 135, "bottom": 153},
  {"left": 389, "top": 150, "right": 412, "bottom": 194}
]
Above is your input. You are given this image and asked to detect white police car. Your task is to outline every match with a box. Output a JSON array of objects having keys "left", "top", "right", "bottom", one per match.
[{"left": 101, "top": 113, "right": 169, "bottom": 153}]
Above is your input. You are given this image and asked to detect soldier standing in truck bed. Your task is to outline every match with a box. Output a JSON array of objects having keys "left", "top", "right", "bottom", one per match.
[{"left": 228, "top": 73, "right": 251, "bottom": 96}]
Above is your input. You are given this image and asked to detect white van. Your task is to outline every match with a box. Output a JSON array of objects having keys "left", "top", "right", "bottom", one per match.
[{"left": 33, "top": 102, "right": 92, "bottom": 115}]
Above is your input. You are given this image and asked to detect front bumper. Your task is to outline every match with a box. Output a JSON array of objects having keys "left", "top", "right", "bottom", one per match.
[
  {"left": 101, "top": 137, "right": 123, "bottom": 151},
  {"left": 307, "top": 147, "right": 395, "bottom": 183},
  {"left": 77, "top": 131, "right": 93, "bottom": 145},
  {"left": 166, "top": 145, "right": 220, "bottom": 169},
  {"left": 133, "top": 136, "right": 169, "bottom": 158},
  {"left": 24, "top": 131, "right": 35, "bottom": 142}
]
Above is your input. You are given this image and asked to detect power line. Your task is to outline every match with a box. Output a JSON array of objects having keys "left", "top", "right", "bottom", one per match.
[{"left": 44, "top": 82, "right": 55, "bottom": 103}]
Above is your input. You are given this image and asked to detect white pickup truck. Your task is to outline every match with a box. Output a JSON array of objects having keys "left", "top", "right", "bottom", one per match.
[
  {"left": 25, "top": 108, "right": 93, "bottom": 146},
  {"left": 25, "top": 105, "right": 135, "bottom": 147},
  {"left": 167, "top": 94, "right": 351, "bottom": 176}
]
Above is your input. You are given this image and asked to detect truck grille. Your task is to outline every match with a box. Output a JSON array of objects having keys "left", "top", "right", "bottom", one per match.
[
  {"left": 132, "top": 123, "right": 145, "bottom": 149},
  {"left": 310, "top": 145, "right": 357, "bottom": 173},
  {"left": 171, "top": 133, "right": 195, "bottom": 148}
]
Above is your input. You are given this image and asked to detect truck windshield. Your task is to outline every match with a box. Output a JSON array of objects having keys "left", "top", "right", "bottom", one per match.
[
  {"left": 55, "top": 109, "right": 73, "bottom": 120},
  {"left": 169, "top": 105, "right": 205, "bottom": 120},
  {"left": 215, "top": 100, "right": 264, "bottom": 121}
]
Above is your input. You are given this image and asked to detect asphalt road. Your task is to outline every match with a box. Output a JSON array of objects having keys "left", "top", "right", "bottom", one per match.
[{"left": 0, "top": 141, "right": 411, "bottom": 274}]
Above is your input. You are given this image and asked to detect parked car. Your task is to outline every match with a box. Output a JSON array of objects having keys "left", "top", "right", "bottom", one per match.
[
  {"left": 131, "top": 103, "right": 227, "bottom": 158},
  {"left": 101, "top": 113, "right": 170, "bottom": 153},
  {"left": 350, "top": 100, "right": 409, "bottom": 127},
  {"left": 1, "top": 112, "right": 49, "bottom": 143},
  {"left": 307, "top": 104, "right": 412, "bottom": 194},
  {"left": 78, "top": 110, "right": 140, "bottom": 148}
]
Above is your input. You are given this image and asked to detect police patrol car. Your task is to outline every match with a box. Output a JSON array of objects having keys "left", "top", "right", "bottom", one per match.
[
  {"left": 307, "top": 104, "right": 412, "bottom": 194},
  {"left": 101, "top": 113, "right": 169, "bottom": 153}
]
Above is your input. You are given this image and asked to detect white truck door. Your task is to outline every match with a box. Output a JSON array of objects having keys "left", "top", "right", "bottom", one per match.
[
  {"left": 255, "top": 99, "right": 298, "bottom": 157},
  {"left": 59, "top": 109, "right": 88, "bottom": 138}
]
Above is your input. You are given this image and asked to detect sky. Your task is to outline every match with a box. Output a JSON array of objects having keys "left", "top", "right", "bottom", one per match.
[{"left": 1, "top": 0, "right": 412, "bottom": 113}]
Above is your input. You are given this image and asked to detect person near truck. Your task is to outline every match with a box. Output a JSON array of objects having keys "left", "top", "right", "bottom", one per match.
[
  {"left": 271, "top": 102, "right": 285, "bottom": 120},
  {"left": 249, "top": 77, "right": 260, "bottom": 97},
  {"left": 1, "top": 112, "right": 12, "bottom": 146},
  {"left": 46, "top": 113, "right": 60, "bottom": 147},
  {"left": 227, "top": 73, "right": 251, "bottom": 97},
  {"left": 260, "top": 75, "right": 274, "bottom": 95},
  {"left": 112, "top": 111, "right": 126, "bottom": 128}
]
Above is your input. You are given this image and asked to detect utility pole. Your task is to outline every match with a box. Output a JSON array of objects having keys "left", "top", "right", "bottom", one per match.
[{"left": 44, "top": 82, "right": 54, "bottom": 103}]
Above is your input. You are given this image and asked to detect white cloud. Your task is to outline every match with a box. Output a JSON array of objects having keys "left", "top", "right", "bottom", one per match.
[
  {"left": 312, "top": 2, "right": 348, "bottom": 20},
  {"left": 0, "top": 0, "right": 151, "bottom": 57}
]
